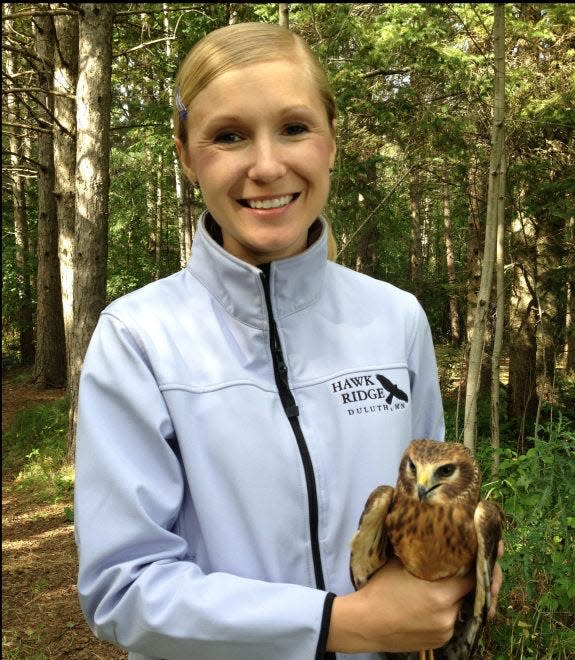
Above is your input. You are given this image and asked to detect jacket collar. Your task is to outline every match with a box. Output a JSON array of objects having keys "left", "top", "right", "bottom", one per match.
[{"left": 186, "top": 211, "right": 328, "bottom": 328}]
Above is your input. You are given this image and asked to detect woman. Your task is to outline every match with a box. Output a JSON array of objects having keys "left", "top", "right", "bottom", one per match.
[{"left": 75, "top": 22, "right": 497, "bottom": 660}]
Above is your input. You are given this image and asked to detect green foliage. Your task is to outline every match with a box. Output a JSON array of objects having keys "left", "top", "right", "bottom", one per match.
[
  {"left": 483, "top": 417, "right": 575, "bottom": 658},
  {"left": 1, "top": 222, "right": 37, "bottom": 365},
  {"left": 439, "top": 347, "right": 575, "bottom": 658},
  {"left": 1, "top": 243, "right": 19, "bottom": 333},
  {"left": 3, "top": 397, "right": 72, "bottom": 504},
  {"left": 3, "top": 2, "right": 573, "bottom": 348}
]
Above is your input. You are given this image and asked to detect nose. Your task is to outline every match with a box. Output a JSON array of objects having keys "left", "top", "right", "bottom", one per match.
[{"left": 247, "top": 135, "right": 287, "bottom": 182}]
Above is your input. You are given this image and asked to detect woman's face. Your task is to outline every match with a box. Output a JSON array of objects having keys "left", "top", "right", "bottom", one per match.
[{"left": 176, "top": 58, "right": 336, "bottom": 265}]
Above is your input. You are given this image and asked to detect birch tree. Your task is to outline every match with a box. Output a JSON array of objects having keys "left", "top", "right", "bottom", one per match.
[
  {"left": 442, "top": 169, "right": 460, "bottom": 344},
  {"left": 161, "top": 3, "right": 194, "bottom": 268},
  {"left": 490, "top": 152, "right": 506, "bottom": 475},
  {"left": 409, "top": 167, "right": 424, "bottom": 298},
  {"left": 463, "top": 3, "right": 505, "bottom": 452},
  {"left": 465, "top": 154, "right": 485, "bottom": 343}
]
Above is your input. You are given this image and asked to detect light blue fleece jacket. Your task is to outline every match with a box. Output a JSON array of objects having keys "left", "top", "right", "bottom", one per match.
[{"left": 74, "top": 213, "right": 444, "bottom": 660}]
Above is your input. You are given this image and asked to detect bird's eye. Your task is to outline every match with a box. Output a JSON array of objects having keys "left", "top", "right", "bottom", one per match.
[
  {"left": 436, "top": 464, "right": 456, "bottom": 478},
  {"left": 407, "top": 459, "right": 416, "bottom": 473}
]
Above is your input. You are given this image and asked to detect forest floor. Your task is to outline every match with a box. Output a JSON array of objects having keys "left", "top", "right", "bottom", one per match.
[{"left": 2, "top": 369, "right": 126, "bottom": 659}]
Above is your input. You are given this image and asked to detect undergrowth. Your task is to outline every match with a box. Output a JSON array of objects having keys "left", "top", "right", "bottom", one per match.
[
  {"left": 3, "top": 396, "right": 73, "bottom": 504},
  {"left": 443, "top": 384, "right": 575, "bottom": 659},
  {"left": 481, "top": 416, "right": 575, "bottom": 659}
]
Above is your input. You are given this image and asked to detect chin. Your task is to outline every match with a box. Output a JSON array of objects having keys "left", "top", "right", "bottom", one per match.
[{"left": 252, "top": 233, "right": 308, "bottom": 257}]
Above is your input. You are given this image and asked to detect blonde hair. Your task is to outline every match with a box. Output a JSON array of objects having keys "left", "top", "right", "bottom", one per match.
[
  {"left": 173, "top": 22, "right": 336, "bottom": 144},
  {"left": 173, "top": 22, "right": 338, "bottom": 261}
]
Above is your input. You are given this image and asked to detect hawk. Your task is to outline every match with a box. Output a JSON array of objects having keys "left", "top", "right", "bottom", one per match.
[{"left": 350, "top": 439, "right": 504, "bottom": 660}]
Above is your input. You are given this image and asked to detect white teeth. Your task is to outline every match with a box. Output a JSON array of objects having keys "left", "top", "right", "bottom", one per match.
[{"left": 247, "top": 195, "right": 293, "bottom": 209}]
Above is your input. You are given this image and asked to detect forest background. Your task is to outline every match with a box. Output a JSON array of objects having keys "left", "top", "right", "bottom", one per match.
[{"left": 2, "top": 3, "right": 574, "bottom": 659}]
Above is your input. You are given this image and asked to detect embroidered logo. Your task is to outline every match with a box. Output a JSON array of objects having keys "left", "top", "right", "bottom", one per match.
[
  {"left": 330, "top": 373, "right": 409, "bottom": 416},
  {"left": 375, "top": 374, "right": 409, "bottom": 404}
]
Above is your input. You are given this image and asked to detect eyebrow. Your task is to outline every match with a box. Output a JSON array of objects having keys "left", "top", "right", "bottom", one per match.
[{"left": 200, "top": 105, "right": 318, "bottom": 129}]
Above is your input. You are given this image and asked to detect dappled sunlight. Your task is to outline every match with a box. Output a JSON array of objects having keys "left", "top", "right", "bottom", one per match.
[{"left": 4, "top": 523, "right": 73, "bottom": 554}]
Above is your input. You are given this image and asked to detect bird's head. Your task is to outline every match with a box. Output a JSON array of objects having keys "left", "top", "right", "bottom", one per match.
[{"left": 396, "top": 439, "right": 480, "bottom": 505}]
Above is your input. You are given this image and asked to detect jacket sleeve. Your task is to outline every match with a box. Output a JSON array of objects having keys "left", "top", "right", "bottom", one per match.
[
  {"left": 74, "top": 311, "right": 331, "bottom": 660},
  {"left": 406, "top": 300, "right": 445, "bottom": 441}
]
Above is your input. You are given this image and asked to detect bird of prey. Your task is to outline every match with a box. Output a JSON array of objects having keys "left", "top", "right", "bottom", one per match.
[
  {"left": 350, "top": 439, "right": 504, "bottom": 660},
  {"left": 376, "top": 374, "right": 409, "bottom": 405}
]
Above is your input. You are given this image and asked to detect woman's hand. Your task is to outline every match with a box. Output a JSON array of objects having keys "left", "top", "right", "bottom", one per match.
[{"left": 327, "top": 558, "right": 474, "bottom": 654}]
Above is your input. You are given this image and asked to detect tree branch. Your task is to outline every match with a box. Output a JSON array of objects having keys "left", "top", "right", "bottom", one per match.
[
  {"left": 5, "top": 85, "right": 75, "bottom": 100},
  {"left": 2, "top": 121, "right": 53, "bottom": 135},
  {"left": 115, "top": 36, "right": 176, "bottom": 59},
  {"left": 2, "top": 8, "right": 77, "bottom": 21},
  {"left": 362, "top": 68, "right": 409, "bottom": 79}
]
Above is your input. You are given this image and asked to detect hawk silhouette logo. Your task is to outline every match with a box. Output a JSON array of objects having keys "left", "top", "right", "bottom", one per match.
[{"left": 376, "top": 374, "right": 409, "bottom": 405}]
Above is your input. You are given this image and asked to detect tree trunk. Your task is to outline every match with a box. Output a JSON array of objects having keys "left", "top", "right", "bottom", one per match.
[
  {"left": 567, "top": 215, "right": 575, "bottom": 373},
  {"left": 354, "top": 160, "right": 379, "bottom": 277},
  {"left": 490, "top": 152, "right": 506, "bottom": 476},
  {"left": 409, "top": 167, "right": 424, "bottom": 297},
  {"left": 464, "top": 3, "right": 505, "bottom": 452},
  {"left": 175, "top": 160, "right": 194, "bottom": 267},
  {"left": 466, "top": 153, "right": 485, "bottom": 343},
  {"left": 68, "top": 3, "right": 114, "bottom": 460},
  {"left": 52, "top": 3, "right": 79, "bottom": 389},
  {"left": 146, "top": 148, "right": 158, "bottom": 276},
  {"left": 155, "top": 153, "right": 164, "bottom": 278},
  {"left": 534, "top": 206, "right": 566, "bottom": 417},
  {"left": 226, "top": 4, "right": 238, "bottom": 25},
  {"left": 442, "top": 170, "right": 460, "bottom": 344},
  {"left": 508, "top": 211, "right": 538, "bottom": 450},
  {"left": 13, "top": 158, "right": 35, "bottom": 365},
  {"left": 354, "top": 220, "right": 379, "bottom": 277},
  {"left": 33, "top": 11, "right": 66, "bottom": 388},
  {"left": 162, "top": 2, "right": 193, "bottom": 271},
  {"left": 4, "top": 4, "right": 35, "bottom": 364},
  {"left": 279, "top": 4, "right": 289, "bottom": 28}
]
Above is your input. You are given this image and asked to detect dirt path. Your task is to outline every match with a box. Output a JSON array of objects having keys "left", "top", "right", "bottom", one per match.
[{"left": 2, "top": 371, "right": 126, "bottom": 659}]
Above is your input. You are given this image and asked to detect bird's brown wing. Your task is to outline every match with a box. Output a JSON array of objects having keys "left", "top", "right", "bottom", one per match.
[
  {"left": 436, "top": 499, "right": 504, "bottom": 660},
  {"left": 350, "top": 485, "right": 395, "bottom": 590}
]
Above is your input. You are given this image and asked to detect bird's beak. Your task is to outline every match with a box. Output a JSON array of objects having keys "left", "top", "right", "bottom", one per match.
[{"left": 417, "top": 466, "right": 432, "bottom": 502}]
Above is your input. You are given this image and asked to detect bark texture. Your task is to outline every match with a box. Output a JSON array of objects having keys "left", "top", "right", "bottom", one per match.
[
  {"left": 464, "top": 3, "right": 505, "bottom": 452},
  {"left": 33, "top": 11, "right": 66, "bottom": 387},
  {"left": 68, "top": 3, "right": 114, "bottom": 459},
  {"left": 52, "top": 3, "right": 79, "bottom": 386}
]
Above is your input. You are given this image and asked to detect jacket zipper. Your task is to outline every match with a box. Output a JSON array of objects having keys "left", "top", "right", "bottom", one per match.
[{"left": 259, "top": 264, "right": 326, "bottom": 592}]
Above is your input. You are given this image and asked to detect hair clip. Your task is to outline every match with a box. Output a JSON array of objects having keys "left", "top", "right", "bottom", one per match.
[{"left": 175, "top": 88, "right": 188, "bottom": 121}]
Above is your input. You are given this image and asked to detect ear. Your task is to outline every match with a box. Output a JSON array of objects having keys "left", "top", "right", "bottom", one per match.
[
  {"left": 174, "top": 138, "right": 197, "bottom": 184},
  {"left": 328, "top": 120, "right": 337, "bottom": 169}
]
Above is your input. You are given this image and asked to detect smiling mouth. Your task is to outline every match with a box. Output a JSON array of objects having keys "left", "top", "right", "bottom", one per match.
[{"left": 239, "top": 193, "right": 299, "bottom": 210}]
